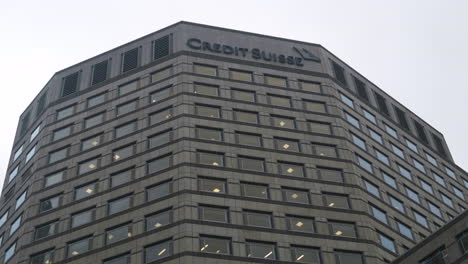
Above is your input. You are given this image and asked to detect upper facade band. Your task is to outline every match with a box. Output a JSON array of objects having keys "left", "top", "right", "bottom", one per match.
[{"left": 9, "top": 21, "right": 456, "bottom": 176}]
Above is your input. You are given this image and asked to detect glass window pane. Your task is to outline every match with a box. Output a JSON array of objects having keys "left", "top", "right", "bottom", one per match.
[
  {"left": 351, "top": 133, "right": 366, "bottom": 150},
  {"left": 199, "top": 178, "right": 226, "bottom": 193},
  {"left": 272, "top": 116, "right": 295, "bottom": 129},
  {"left": 288, "top": 216, "right": 315, "bottom": 233},
  {"left": 116, "top": 100, "right": 138, "bottom": 116},
  {"left": 413, "top": 210, "right": 428, "bottom": 228},
  {"left": 115, "top": 121, "right": 136, "bottom": 138},
  {"left": 324, "top": 194, "right": 350, "bottom": 209},
  {"left": 364, "top": 180, "right": 380, "bottom": 197},
  {"left": 345, "top": 112, "right": 360, "bottom": 128},
  {"left": 149, "top": 107, "right": 173, "bottom": 125},
  {"left": 119, "top": 80, "right": 139, "bottom": 95},
  {"left": 145, "top": 240, "right": 172, "bottom": 262},
  {"left": 53, "top": 125, "right": 72, "bottom": 141},
  {"left": 111, "top": 168, "right": 133, "bottom": 188},
  {"left": 200, "top": 237, "right": 230, "bottom": 254},
  {"left": 198, "top": 152, "right": 224, "bottom": 167},
  {"left": 247, "top": 241, "right": 276, "bottom": 259},
  {"left": 197, "top": 127, "right": 222, "bottom": 141},
  {"left": 292, "top": 246, "right": 320, "bottom": 263},
  {"left": 370, "top": 205, "right": 388, "bottom": 224},
  {"left": 150, "top": 86, "right": 173, "bottom": 103},
  {"left": 35, "top": 221, "right": 58, "bottom": 240},
  {"left": 39, "top": 195, "right": 61, "bottom": 212},
  {"left": 148, "top": 130, "right": 171, "bottom": 148},
  {"left": 81, "top": 135, "right": 102, "bottom": 150},
  {"left": 391, "top": 144, "right": 405, "bottom": 159},
  {"left": 196, "top": 105, "right": 220, "bottom": 118},
  {"left": 57, "top": 106, "right": 74, "bottom": 120},
  {"left": 13, "top": 145, "right": 23, "bottom": 161},
  {"left": 406, "top": 139, "right": 418, "bottom": 153},
  {"left": 428, "top": 202, "right": 442, "bottom": 218},
  {"left": 45, "top": 171, "right": 64, "bottom": 187},
  {"left": 405, "top": 186, "right": 420, "bottom": 203},
  {"left": 84, "top": 113, "right": 104, "bottom": 128},
  {"left": 78, "top": 158, "right": 99, "bottom": 175},
  {"left": 108, "top": 196, "right": 131, "bottom": 215},
  {"left": 276, "top": 138, "right": 300, "bottom": 152},
  {"left": 318, "top": 167, "right": 343, "bottom": 182},
  {"left": 385, "top": 124, "right": 398, "bottom": 138},
  {"left": 314, "top": 144, "right": 337, "bottom": 157},
  {"left": 390, "top": 196, "right": 405, "bottom": 213},
  {"left": 242, "top": 183, "right": 268, "bottom": 199},
  {"left": 87, "top": 93, "right": 106, "bottom": 108},
  {"left": 433, "top": 172, "right": 446, "bottom": 187},
  {"left": 194, "top": 64, "right": 217, "bottom": 76},
  {"left": 147, "top": 181, "right": 171, "bottom": 201},
  {"left": 375, "top": 149, "right": 390, "bottom": 165},
  {"left": 362, "top": 109, "right": 376, "bottom": 124},
  {"left": 25, "top": 144, "right": 37, "bottom": 162},
  {"left": 304, "top": 101, "right": 326, "bottom": 112},
  {"left": 265, "top": 75, "right": 287, "bottom": 87},
  {"left": 146, "top": 209, "right": 171, "bottom": 230},
  {"left": 49, "top": 147, "right": 68, "bottom": 163},
  {"left": 68, "top": 237, "right": 90, "bottom": 257},
  {"left": 106, "top": 224, "right": 131, "bottom": 244},
  {"left": 412, "top": 158, "right": 426, "bottom": 174},
  {"left": 309, "top": 121, "right": 331, "bottom": 134},
  {"left": 30, "top": 124, "right": 41, "bottom": 142},
  {"left": 15, "top": 191, "right": 27, "bottom": 209},
  {"left": 75, "top": 182, "right": 97, "bottom": 200},
  {"left": 445, "top": 166, "right": 456, "bottom": 179},
  {"left": 283, "top": 188, "right": 309, "bottom": 204},
  {"left": 30, "top": 250, "right": 53, "bottom": 264},
  {"left": 357, "top": 156, "right": 373, "bottom": 173},
  {"left": 200, "top": 206, "right": 228, "bottom": 223},
  {"left": 235, "top": 110, "right": 258, "bottom": 123},
  {"left": 279, "top": 162, "right": 305, "bottom": 177},
  {"left": 71, "top": 209, "right": 94, "bottom": 228},
  {"left": 382, "top": 171, "right": 397, "bottom": 189},
  {"left": 244, "top": 211, "right": 272, "bottom": 228},
  {"left": 236, "top": 132, "right": 261, "bottom": 146},
  {"left": 9, "top": 215, "right": 22, "bottom": 235},
  {"left": 269, "top": 95, "right": 291, "bottom": 107},
  {"left": 379, "top": 233, "right": 396, "bottom": 253},
  {"left": 369, "top": 128, "right": 383, "bottom": 144},
  {"left": 194, "top": 83, "right": 218, "bottom": 96},
  {"left": 420, "top": 180, "right": 434, "bottom": 195},
  {"left": 239, "top": 156, "right": 264, "bottom": 171},
  {"left": 398, "top": 164, "right": 412, "bottom": 180},
  {"left": 230, "top": 70, "right": 252, "bottom": 82},
  {"left": 300, "top": 81, "right": 321, "bottom": 93},
  {"left": 151, "top": 67, "right": 171, "bottom": 82},
  {"left": 232, "top": 89, "right": 255, "bottom": 102},
  {"left": 330, "top": 221, "right": 356, "bottom": 237},
  {"left": 4, "top": 243, "right": 16, "bottom": 262},
  {"left": 339, "top": 93, "right": 354, "bottom": 108},
  {"left": 147, "top": 154, "right": 171, "bottom": 174}
]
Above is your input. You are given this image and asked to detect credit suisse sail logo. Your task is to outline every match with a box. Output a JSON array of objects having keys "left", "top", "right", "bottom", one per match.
[{"left": 186, "top": 38, "right": 321, "bottom": 67}]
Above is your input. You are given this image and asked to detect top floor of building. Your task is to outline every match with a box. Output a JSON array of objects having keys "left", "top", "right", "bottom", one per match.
[{"left": 9, "top": 21, "right": 460, "bottom": 175}]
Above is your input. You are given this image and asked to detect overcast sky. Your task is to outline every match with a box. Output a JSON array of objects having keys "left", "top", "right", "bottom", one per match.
[{"left": 1, "top": 0, "right": 467, "bottom": 189}]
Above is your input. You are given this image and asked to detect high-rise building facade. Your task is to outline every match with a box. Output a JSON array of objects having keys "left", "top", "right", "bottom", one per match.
[{"left": 0, "top": 21, "right": 467, "bottom": 264}]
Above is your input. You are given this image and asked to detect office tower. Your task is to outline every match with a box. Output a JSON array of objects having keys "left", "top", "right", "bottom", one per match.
[{"left": 0, "top": 21, "right": 467, "bottom": 264}]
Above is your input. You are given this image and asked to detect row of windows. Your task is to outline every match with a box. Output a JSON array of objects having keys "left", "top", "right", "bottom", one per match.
[
  {"left": 2, "top": 177, "right": 371, "bottom": 263},
  {"left": 16, "top": 59, "right": 324, "bottom": 161},
  {"left": 9, "top": 78, "right": 333, "bottom": 186},
  {"left": 347, "top": 113, "right": 467, "bottom": 205},
  {"left": 358, "top": 153, "right": 465, "bottom": 216},
  {"left": 5, "top": 235, "right": 366, "bottom": 264},
  {"left": 332, "top": 60, "right": 447, "bottom": 157},
  {"left": 344, "top": 100, "right": 467, "bottom": 192},
  {"left": 363, "top": 176, "right": 458, "bottom": 232}
]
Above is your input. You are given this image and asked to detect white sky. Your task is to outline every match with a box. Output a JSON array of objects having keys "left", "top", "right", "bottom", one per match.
[{"left": 1, "top": 0, "right": 467, "bottom": 189}]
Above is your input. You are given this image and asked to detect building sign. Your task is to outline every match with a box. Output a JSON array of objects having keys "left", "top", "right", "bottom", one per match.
[{"left": 186, "top": 38, "right": 320, "bottom": 67}]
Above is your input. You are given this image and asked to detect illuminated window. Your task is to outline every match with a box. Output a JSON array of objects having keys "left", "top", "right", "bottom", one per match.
[
  {"left": 329, "top": 221, "right": 356, "bottom": 237},
  {"left": 198, "top": 151, "right": 224, "bottom": 167},
  {"left": 291, "top": 246, "right": 321, "bottom": 263},
  {"left": 279, "top": 162, "right": 305, "bottom": 177},
  {"left": 150, "top": 86, "right": 173, "bottom": 103},
  {"left": 196, "top": 127, "right": 222, "bottom": 141},
  {"left": 271, "top": 115, "right": 295, "bottom": 129},
  {"left": 75, "top": 182, "right": 97, "bottom": 200},
  {"left": 287, "top": 216, "right": 315, "bottom": 233},
  {"left": 81, "top": 134, "right": 102, "bottom": 151},
  {"left": 196, "top": 104, "right": 220, "bottom": 118},
  {"left": 324, "top": 193, "right": 350, "bottom": 209},
  {"left": 146, "top": 209, "right": 171, "bottom": 230},
  {"left": 198, "top": 177, "right": 226, "bottom": 194},
  {"left": 275, "top": 138, "right": 300, "bottom": 152},
  {"left": 106, "top": 224, "right": 132, "bottom": 244},
  {"left": 230, "top": 69, "right": 253, "bottom": 82},
  {"left": 67, "top": 236, "right": 91, "bottom": 257},
  {"left": 199, "top": 236, "right": 231, "bottom": 255},
  {"left": 30, "top": 249, "right": 53, "bottom": 264},
  {"left": 78, "top": 157, "right": 99, "bottom": 175},
  {"left": 264, "top": 74, "right": 287, "bottom": 87},
  {"left": 282, "top": 188, "right": 309, "bottom": 204},
  {"left": 246, "top": 241, "right": 276, "bottom": 260},
  {"left": 144, "top": 240, "right": 172, "bottom": 262},
  {"left": 112, "top": 144, "right": 135, "bottom": 162}
]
